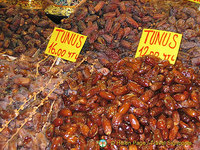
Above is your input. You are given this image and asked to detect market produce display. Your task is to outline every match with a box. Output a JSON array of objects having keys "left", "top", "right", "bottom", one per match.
[
  {"left": 0, "top": 52, "right": 199, "bottom": 149},
  {"left": 0, "top": 0, "right": 200, "bottom": 149},
  {"left": 46, "top": 55, "right": 200, "bottom": 149},
  {"left": 153, "top": 2, "right": 200, "bottom": 68},
  {"left": 0, "top": 53, "right": 88, "bottom": 149},
  {"left": 60, "top": 0, "right": 200, "bottom": 70},
  {"left": 0, "top": 4, "right": 57, "bottom": 56}
]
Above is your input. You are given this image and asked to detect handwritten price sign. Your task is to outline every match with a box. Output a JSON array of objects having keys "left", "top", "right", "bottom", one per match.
[
  {"left": 188, "top": 0, "right": 200, "bottom": 4},
  {"left": 45, "top": 27, "right": 87, "bottom": 62},
  {"left": 135, "top": 29, "right": 182, "bottom": 64}
]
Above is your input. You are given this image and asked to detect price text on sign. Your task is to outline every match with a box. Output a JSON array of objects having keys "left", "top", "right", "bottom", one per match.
[
  {"left": 45, "top": 27, "right": 87, "bottom": 62},
  {"left": 188, "top": 0, "right": 200, "bottom": 4},
  {"left": 135, "top": 29, "right": 182, "bottom": 64}
]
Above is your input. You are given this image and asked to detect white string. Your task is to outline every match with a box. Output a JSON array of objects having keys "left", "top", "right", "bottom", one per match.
[{"left": 56, "top": 57, "right": 61, "bottom": 65}]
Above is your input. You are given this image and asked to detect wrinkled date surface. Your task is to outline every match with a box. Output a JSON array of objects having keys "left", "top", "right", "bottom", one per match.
[
  {"left": 60, "top": 0, "right": 167, "bottom": 61},
  {"left": 47, "top": 55, "right": 200, "bottom": 149},
  {"left": 0, "top": 5, "right": 56, "bottom": 56},
  {"left": 152, "top": 2, "right": 200, "bottom": 69},
  {"left": 60, "top": 0, "right": 200, "bottom": 69}
]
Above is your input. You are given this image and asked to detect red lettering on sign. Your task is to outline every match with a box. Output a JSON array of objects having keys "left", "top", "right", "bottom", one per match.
[
  {"left": 149, "top": 51, "right": 160, "bottom": 57},
  {"left": 143, "top": 30, "right": 180, "bottom": 50},
  {"left": 68, "top": 52, "right": 72, "bottom": 58},
  {"left": 162, "top": 33, "right": 171, "bottom": 46},
  {"left": 48, "top": 42, "right": 57, "bottom": 54},
  {"left": 169, "top": 34, "right": 178, "bottom": 49},
  {"left": 60, "top": 31, "right": 67, "bottom": 43},
  {"left": 171, "top": 55, "right": 175, "bottom": 61},
  {"left": 155, "top": 52, "right": 159, "bottom": 57},
  {"left": 71, "top": 53, "right": 76, "bottom": 58},
  {"left": 149, "top": 51, "right": 154, "bottom": 55},
  {"left": 61, "top": 50, "right": 66, "bottom": 57},
  {"left": 75, "top": 54, "right": 78, "bottom": 59},
  {"left": 149, "top": 31, "right": 156, "bottom": 45},
  {"left": 64, "top": 31, "right": 70, "bottom": 43},
  {"left": 66, "top": 33, "right": 76, "bottom": 45},
  {"left": 55, "top": 29, "right": 64, "bottom": 41},
  {"left": 154, "top": 32, "right": 164, "bottom": 45},
  {"left": 139, "top": 46, "right": 149, "bottom": 56},
  {"left": 55, "top": 30, "right": 85, "bottom": 48},
  {"left": 71, "top": 35, "right": 79, "bottom": 46},
  {"left": 136, "top": 29, "right": 182, "bottom": 64},
  {"left": 76, "top": 36, "right": 84, "bottom": 48},
  {"left": 144, "top": 30, "right": 154, "bottom": 44},
  {"left": 68, "top": 52, "right": 77, "bottom": 58},
  {"left": 57, "top": 49, "right": 62, "bottom": 56},
  {"left": 163, "top": 53, "right": 175, "bottom": 61}
]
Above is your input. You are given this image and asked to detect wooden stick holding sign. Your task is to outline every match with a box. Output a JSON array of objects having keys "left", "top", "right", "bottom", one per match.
[{"left": 45, "top": 27, "right": 87, "bottom": 64}]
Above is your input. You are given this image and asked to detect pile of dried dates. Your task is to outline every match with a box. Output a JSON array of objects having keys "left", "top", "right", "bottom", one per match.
[
  {"left": 60, "top": 0, "right": 200, "bottom": 70},
  {"left": 47, "top": 55, "right": 200, "bottom": 149},
  {"left": 0, "top": 5, "right": 57, "bottom": 56}
]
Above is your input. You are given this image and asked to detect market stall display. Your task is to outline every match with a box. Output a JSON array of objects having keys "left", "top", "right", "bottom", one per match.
[
  {"left": 0, "top": 4, "right": 57, "bottom": 56},
  {"left": 152, "top": 1, "right": 200, "bottom": 69},
  {"left": 0, "top": 52, "right": 199, "bottom": 149},
  {"left": 0, "top": 0, "right": 200, "bottom": 149},
  {"left": 0, "top": 53, "right": 86, "bottom": 149},
  {"left": 60, "top": 0, "right": 200, "bottom": 71},
  {"left": 46, "top": 55, "right": 200, "bottom": 149}
]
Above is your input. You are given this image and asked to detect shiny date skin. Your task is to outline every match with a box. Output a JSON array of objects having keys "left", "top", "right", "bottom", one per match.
[{"left": 46, "top": 55, "right": 200, "bottom": 149}]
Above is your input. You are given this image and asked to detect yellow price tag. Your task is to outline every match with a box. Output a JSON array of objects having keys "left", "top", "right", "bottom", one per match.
[
  {"left": 188, "top": 0, "right": 200, "bottom": 4},
  {"left": 45, "top": 27, "right": 87, "bottom": 62},
  {"left": 135, "top": 29, "right": 182, "bottom": 64}
]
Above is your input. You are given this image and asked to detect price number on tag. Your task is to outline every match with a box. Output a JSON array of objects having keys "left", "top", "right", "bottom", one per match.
[
  {"left": 139, "top": 46, "right": 175, "bottom": 61},
  {"left": 135, "top": 29, "right": 182, "bottom": 64},
  {"left": 48, "top": 42, "right": 78, "bottom": 59},
  {"left": 45, "top": 27, "right": 87, "bottom": 62}
]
